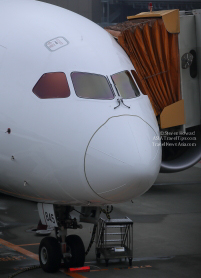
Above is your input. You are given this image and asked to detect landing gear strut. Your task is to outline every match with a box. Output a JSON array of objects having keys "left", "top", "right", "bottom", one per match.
[{"left": 38, "top": 205, "right": 85, "bottom": 273}]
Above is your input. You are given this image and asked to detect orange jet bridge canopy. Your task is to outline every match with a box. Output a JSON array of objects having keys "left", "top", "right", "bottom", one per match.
[{"left": 105, "top": 9, "right": 181, "bottom": 117}]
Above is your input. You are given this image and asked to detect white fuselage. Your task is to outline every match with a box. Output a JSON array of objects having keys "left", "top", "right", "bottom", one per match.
[{"left": 0, "top": 0, "right": 161, "bottom": 205}]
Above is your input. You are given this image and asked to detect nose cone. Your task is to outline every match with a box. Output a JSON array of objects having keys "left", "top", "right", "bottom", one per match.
[{"left": 84, "top": 116, "right": 161, "bottom": 202}]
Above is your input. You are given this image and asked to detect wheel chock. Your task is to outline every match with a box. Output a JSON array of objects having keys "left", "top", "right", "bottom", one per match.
[{"left": 68, "top": 266, "right": 90, "bottom": 273}]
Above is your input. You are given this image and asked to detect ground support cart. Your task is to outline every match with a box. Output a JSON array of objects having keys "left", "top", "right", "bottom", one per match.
[{"left": 95, "top": 217, "right": 133, "bottom": 266}]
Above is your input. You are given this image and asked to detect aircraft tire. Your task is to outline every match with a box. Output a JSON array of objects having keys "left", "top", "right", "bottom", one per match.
[
  {"left": 39, "top": 237, "right": 61, "bottom": 272},
  {"left": 64, "top": 234, "right": 85, "bottom": 268}
]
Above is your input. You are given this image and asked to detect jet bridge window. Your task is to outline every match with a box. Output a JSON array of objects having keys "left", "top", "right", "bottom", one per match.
[
  {"left": 32, "top": 72, "right": 70, "bottom": 99},
  {"left": 71, "top": 72, "right": 114, "bottom": 100},
  {"left": 111, "top": 70, "right": 140, "bottom": 99}
]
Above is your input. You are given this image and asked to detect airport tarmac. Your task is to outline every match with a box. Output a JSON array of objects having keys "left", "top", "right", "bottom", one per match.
[{"left": 0, "top": 164, "right": 201, "bottom": 278}]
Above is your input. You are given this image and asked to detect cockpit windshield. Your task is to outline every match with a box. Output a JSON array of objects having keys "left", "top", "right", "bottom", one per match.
[
  {"left": 71, "top": 72, "right": 114, "bottom": 100},
  {"left": 111, "top": 70, "right": 140, "bottom": 99}
]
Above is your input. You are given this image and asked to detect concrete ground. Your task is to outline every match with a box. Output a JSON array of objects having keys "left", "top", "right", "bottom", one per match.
[{"left": 0, "top": 164, "right": 201, "bottom": 278}]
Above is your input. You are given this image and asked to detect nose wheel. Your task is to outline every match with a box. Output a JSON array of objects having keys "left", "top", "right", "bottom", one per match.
[
  {"left": 39, "top": 237, "right": 61, "bottom": 272},
  {"left": 63, "top": 235, "right": 85, "bottom": 268}
]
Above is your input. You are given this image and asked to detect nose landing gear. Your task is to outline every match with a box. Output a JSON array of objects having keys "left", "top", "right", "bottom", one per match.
[{"left": 38, "top": 205, "right": 85, "bottom": 273}]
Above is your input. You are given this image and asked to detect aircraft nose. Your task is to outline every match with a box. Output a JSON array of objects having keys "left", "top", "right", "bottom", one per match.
[{"left": 84, "top": 116, "right": 161, "bottom": 202}]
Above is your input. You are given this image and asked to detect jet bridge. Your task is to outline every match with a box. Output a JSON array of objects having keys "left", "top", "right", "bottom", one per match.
[
  {"left": 105, "top": 9, "right": 201, "bottom": 129},
  {"left": 105, "top": 9, "right": 201, "bottom": 172}
]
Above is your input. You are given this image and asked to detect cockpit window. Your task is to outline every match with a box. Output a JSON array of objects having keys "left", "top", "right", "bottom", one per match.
[
  {"left": 71, "top": 72, "right": 114, "bottom": 100},
  {"left": 33, "top": 72, "right": 70, "bottom": 99},
  {"left": 111, "top": 70, "right": 140, "bottom": 99}
]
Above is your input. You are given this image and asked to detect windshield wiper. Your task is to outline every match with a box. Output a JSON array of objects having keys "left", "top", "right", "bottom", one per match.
[
  {"left": 114, "top": 98, "right": 121, "bottom": 109},
  {"left": 121, "top": 99, "right": 130, "bottom": 109},
  {"left": 114, "top": 98, "right": 130, "bottom": 109}
]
